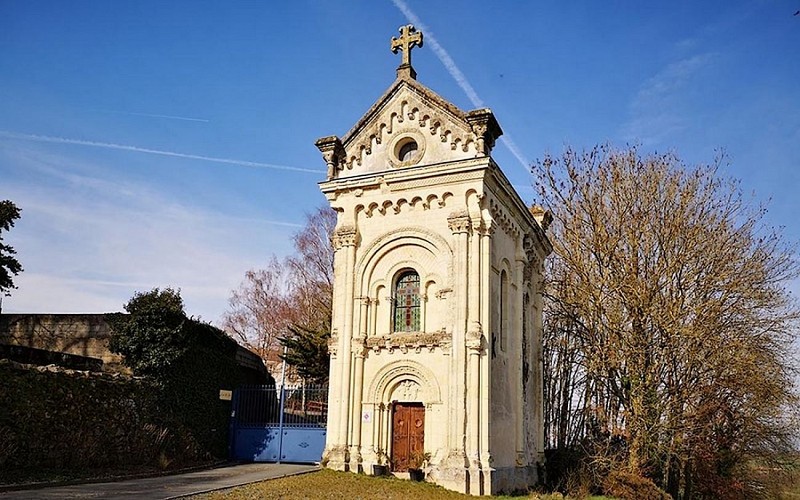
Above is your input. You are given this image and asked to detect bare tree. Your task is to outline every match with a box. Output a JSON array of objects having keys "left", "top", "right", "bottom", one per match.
[
  {"left": 223, "top": 260, "right": 293, "bottom": 358},
  {"left": 536, "top": 145, "right": 800, "bottom": 497},
  {"left": 223, "top": 207, "right": 336, "bottom": 378}
]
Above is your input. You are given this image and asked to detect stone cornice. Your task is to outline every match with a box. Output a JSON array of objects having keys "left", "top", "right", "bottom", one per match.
[{"left": 319, "top": 156, "right": 490, "bottom": 196}]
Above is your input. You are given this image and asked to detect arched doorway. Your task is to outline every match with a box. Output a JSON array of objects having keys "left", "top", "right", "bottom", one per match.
[{"left": 391, "top": 402, "right": 425, "bottom": 471}]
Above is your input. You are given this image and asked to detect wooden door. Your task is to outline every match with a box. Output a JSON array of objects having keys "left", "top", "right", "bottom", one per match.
[{"left": 392, "top": 402, "right": 425, "bottom": 471}]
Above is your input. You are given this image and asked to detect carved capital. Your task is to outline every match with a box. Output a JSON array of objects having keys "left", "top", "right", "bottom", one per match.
[
  {"left": 467, "top": 322, "right": 486, "bottom": 352},
  {"left": 332, "top": 225, "right": 359, "bottom": 249},
  {"left": 470, "top": 218, "right": 484, "bottom": 234},
  {"left": 353, "top": 337, "right": 368, "bottom": 357},
  {"left": 315, "top": 135, "right": 346, "bottom": 180},
  {"left": 479, "top": 220, "right": 496, "bottom": 237},
  {"left": 447, "top": 211, "right": 472, "bottom": 234},
  {"left": 465, "top": 108, "right": 503, "bottom": 156},
  {"left": 327, "top": 334, "right": 338, "bottom": 356}
]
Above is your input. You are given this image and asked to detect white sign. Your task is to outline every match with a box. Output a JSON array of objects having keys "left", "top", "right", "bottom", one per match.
[{"left": 219, "top": 389, "right": 233, "bottom": 401}]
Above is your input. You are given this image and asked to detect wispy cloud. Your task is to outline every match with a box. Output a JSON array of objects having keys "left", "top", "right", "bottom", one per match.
[
  {"left": 622, "top": 53, "right": 716, "bottom": 145},
  {"left": 97, "top": 109, "right": 210, "bottom": 123},
  {"left": 390, "top": 0, "right": 531, "bottom": 171},
  {"left": 1, "top": 146, "right": 299, "bottom": 321},
  {"left": 0, "top": 130, "right": 324, "bottom": 174}
]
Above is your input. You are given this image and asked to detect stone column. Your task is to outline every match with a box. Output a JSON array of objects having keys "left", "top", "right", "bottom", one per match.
[
  {"left": 467, "top": 328, "right": 485, "bottom": 494},
  {"left": 533, "top": 258, "right": 546, "bottom": 462},
  {"left": 322, "top": 224, "right": 346, "bottom": 466},
  {"left": 467, "top": 218, "right": 483, "bottom": 469},
  {"left": 333, "top": 225, "right": 358, "bottom": 469},
  {"left": 479, "top": 222, "right": 494, "bottom": 474},
  {"left": 349, "top": 297, "right": 370, "bottom": 470},
  {"left": 514, "top": 236, "right": 527, "bottom": 465},
  {"left": 446, "top": 211, "right": 471, "bottom": 468}
]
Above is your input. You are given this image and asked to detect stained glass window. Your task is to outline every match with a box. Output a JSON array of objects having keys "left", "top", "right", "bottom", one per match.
[{"left": 394, "top": 270, "right": 420, "bottom": 332}]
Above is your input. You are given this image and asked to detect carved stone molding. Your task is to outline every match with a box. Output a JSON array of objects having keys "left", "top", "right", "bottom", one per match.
[
  {"left": 332, "top": 225, "right": 359, "bottom": 249},
  {"left": 434, "top": 287, "right": 453, "bottom": 299},
  {"left": 315, "top": 135, "right": 346, "bottom": 180},
  {"left": 488, "top": 197, "right": 520, "bottom": 239},
  {"left": 365, "top": 331, "right": 451, "bottom": 354},
  {"left": 466, "top": 322, "right": 486, "bottom": 352},
  {"left": 465, "top": 108, "right": 502, "bottom": 156},
  {"left": 447, "top": 211, "right": 471, "bottom": 234}
]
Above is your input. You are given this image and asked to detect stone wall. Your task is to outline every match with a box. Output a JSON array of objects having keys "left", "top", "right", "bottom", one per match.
[{"left": 0, "top": 314, "right": 128, "bottom": 373}]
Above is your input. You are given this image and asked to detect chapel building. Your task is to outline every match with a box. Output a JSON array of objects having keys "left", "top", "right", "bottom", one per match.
[{"left": 315, "top": 25, "right": 552, "bottom": 495}]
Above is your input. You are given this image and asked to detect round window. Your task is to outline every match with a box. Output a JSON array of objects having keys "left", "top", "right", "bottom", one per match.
[
  {"left": 396, "top": 138, "right": 418, "bottom": 162},
  {"left": 389, "top": 131, "right": 425, "bottom": 168}
]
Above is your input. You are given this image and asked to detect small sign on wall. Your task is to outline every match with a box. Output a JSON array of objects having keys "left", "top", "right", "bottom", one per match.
[
  {"left": 363, "top": 410, "right": 372, "bottom": 422},
  {"left": 219, "top": 389, "right": 233, "bottom": 401}
]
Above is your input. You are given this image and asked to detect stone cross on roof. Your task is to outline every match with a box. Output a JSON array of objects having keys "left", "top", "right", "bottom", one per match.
[{"left": 391, "top": 24, "right": 423, "bottom": 80}]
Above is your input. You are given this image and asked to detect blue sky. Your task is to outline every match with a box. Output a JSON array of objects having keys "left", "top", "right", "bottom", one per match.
[{"left": 1, "top": 1, "right": 799, "bottom": 323}]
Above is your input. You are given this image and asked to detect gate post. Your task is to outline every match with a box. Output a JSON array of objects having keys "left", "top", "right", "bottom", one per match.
[
  {"left": 228, "top": 389, "right": 240, "bottom": 460},
  {"left": 277, "top": 346, "right": 288, "bottom": 463}
]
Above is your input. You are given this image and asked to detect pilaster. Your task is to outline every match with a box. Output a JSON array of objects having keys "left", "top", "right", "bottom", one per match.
[
  {"left": 334, "top": 225, "right": 359, "bottom": 470},
  {"left": 444, "top": 210, "right": 471, "bottom": 473},
  {"left": 514, "top": 238, "right": 527, "bottom": 465},
  {"left": 479, "top": 222, "right": 495, "bottom": 472}
]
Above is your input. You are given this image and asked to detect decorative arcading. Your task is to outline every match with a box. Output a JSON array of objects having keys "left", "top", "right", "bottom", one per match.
[
  {"left": 359, "top": 191, "right": 453, "bottom": 218},
  {"left": 343, "top": 97, "right": 475, "bottom": 170},
  {"left": 488, "top": 197, "right": 521, "bottom": 239}
]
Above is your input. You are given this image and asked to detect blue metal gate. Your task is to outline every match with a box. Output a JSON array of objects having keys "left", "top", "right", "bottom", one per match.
[{"left": 229, "top": 384, "right": 328, "bottom": 464}]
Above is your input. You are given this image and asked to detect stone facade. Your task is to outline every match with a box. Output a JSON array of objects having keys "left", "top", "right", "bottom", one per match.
[{"left": 315, "top": 25, "right": 552, "bottom": 495}]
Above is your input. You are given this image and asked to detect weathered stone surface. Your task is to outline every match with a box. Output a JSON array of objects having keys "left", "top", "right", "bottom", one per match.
[{"left": 0, "top": 313, "right": 127, "bottom": 372}]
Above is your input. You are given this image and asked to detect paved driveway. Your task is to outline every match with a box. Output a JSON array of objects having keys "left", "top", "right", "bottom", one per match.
[{"left": 0, "top": 463, "right": 319, "bottom": 500}]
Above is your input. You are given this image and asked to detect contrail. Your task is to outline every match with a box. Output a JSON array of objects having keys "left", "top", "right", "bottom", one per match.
[
  {"left": 99, "top": 109, "right": 210, "bottom": 123},
  {"left": 390, "top": 0, "right": 531, "bottom": 172},
  {"left": 0, "top": 131, "right": 324, "bottom": 174},
  {"left": 390, "top": 0, "right": 483, "bottom": 108}
]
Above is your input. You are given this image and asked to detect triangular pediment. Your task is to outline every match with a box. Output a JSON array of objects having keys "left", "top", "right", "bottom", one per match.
[{"left": 316, "top": 76, "right": 502, "bottom": 180}]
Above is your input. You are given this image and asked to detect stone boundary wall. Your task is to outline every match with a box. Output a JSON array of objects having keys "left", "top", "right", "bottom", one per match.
[
  {"left": 0, "top": 314, "right": 127, "bottom": 373},
  {"left": 0, "top": 313, "right": 268, "bottom": 377}
]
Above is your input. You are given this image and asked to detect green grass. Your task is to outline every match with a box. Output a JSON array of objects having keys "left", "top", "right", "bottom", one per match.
[{"left": 191, "top": 469, "right": 614, "bottom": 499}]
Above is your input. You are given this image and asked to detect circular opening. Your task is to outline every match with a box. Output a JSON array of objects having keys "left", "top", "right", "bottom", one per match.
[{"left": 397, "top": 139, "right": 418, "bottom": 162}]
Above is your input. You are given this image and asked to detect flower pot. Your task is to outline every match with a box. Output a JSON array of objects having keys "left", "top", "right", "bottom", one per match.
[
  {"left": 372, "top": 464, "right": 388, "bottom": 476},
  {"left": 409, "top": 468, "right": 425, "bottom": 481}
]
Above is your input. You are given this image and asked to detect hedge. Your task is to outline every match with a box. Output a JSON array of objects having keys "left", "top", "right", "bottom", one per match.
[{"left": 0, "top": 359, "right": 202, "bottom": 472}]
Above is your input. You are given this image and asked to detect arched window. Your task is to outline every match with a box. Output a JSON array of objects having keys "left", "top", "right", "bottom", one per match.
[
  {"left": 500, "top": 269, "right": 508, "bottom": 352},
  {"left": 393, "top": 270, "right": 421, "bottom": 332}
]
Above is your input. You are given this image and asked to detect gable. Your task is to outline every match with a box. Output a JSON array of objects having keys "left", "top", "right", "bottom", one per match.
[{"left": 316, "top": 77, "right": 502, "bottom": 180}]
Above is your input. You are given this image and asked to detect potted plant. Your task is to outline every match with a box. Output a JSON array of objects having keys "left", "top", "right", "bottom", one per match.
[
  {"left": 372, "top": 449, "right": 389, "bottom": 476},
  {"left": 408, "top": 450, "right": 430, "bottom": 481}
]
